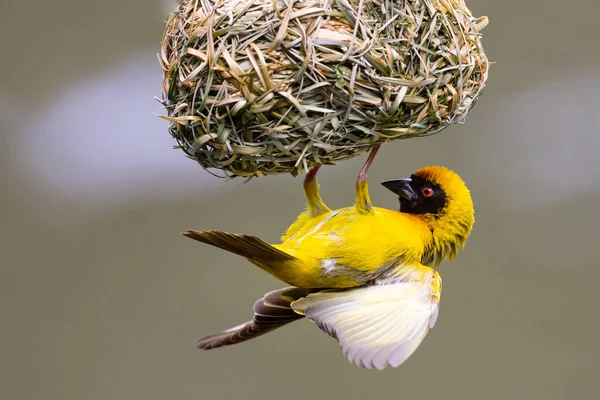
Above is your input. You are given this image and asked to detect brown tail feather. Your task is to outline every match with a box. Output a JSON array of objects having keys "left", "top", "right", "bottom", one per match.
[
  {"left": 197, "top": 287, "right": 317, "bottom": 350},
  {"left": 182, "top": 229, "right": 296, "bottom": 263}
]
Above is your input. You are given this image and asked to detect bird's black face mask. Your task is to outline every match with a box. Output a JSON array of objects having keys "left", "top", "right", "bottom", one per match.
[{"left": 381, "top": 176, "right": 447, "bottom": 215}]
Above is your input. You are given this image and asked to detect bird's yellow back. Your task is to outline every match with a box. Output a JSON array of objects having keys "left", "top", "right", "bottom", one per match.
[{"left": 268, "top": 207, "right": 433, "bottom": 288}]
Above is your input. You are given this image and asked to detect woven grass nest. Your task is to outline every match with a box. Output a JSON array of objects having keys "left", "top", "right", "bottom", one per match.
[{"left": 159, "top": 0, "right": 489, "bottom": 178}]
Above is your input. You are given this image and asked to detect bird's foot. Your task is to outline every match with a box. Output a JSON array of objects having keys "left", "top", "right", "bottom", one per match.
[
  {"left": 303, "top": 165, "right": 330, "bottom": 216},
  {"left": 355, "top": 144, "right": 381, "bottom": 214}
]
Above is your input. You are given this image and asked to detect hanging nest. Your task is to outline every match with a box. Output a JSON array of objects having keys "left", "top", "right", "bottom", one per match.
[{"left": 159, "top": 0, "right": 489, "bottom": 178}]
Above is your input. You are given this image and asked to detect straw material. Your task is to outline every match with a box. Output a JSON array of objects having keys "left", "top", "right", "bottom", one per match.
[{"left": 159, "top": 0, "right": 489, "bottom": 178}]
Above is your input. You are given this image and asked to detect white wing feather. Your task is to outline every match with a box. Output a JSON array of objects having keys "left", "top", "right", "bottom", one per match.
[{"left": 291, "top": 270, "right": 441, "bottom": 370}]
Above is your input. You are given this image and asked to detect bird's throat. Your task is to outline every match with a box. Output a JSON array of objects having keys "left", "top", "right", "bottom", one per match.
[{"left": 420, "top": 213, "right": 473, "bottom": 268}]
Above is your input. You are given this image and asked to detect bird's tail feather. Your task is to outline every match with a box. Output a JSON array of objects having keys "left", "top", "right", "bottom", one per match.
[
  {"left": 197, "top": 287, "right": 316, "bottom": 350},
  {"left": 182, "top": 229, "right": 296, "bottom": 263}
]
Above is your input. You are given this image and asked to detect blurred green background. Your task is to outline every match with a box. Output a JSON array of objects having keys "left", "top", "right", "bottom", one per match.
[{"left": 1, "top": 0, "right": 599, "bottom": 399}]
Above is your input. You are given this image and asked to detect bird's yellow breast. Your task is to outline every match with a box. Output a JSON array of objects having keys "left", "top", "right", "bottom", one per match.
[{"left": 268, "top": 207, "right": 433, "bottom": 288}]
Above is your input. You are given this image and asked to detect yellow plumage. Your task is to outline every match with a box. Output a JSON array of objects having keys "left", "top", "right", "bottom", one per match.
[
  {"left": 272, "top": 207, "right": 432, "bottom": 288},
  {"left": 183, "top": 147, "right": 475, "bottom": 370}
]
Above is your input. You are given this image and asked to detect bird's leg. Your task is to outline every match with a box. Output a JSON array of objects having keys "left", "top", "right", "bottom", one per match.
[
  {"left": 355, "top": 144, "right": 381, "bottom": 214},
  {"left": 304, "top": 165, "right": 330, "bottom": 216}
]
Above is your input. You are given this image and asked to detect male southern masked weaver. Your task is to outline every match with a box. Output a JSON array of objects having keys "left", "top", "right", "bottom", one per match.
[{"left": 183, "top": 145, "right": 475, "bottom": 370}]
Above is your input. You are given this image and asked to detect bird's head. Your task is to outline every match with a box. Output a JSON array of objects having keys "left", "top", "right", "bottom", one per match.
[{"left": 381, "top": 166, "right": 474, "bottom": 267}]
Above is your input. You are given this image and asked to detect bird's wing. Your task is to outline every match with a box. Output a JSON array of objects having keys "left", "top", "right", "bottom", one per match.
[
  {"left": 198, "top": 287, "right": 313, "bottom": 350},
  {"left": 291, "top": 269, "right": 441, "bottom": 370}
]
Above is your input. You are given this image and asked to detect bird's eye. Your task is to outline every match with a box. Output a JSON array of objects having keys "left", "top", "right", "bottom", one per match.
[{"left": 422, "top": 187, "right": 434, "bottom": 198}]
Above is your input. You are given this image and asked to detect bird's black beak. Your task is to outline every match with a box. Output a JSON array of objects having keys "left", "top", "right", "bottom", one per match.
[{"left": 381, "top": 178, "right": 417, "bottom": 201}]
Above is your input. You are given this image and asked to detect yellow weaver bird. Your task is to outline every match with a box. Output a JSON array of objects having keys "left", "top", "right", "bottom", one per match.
[{"left": 183, "top": 145, "right": 474, "bottom": 370}]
